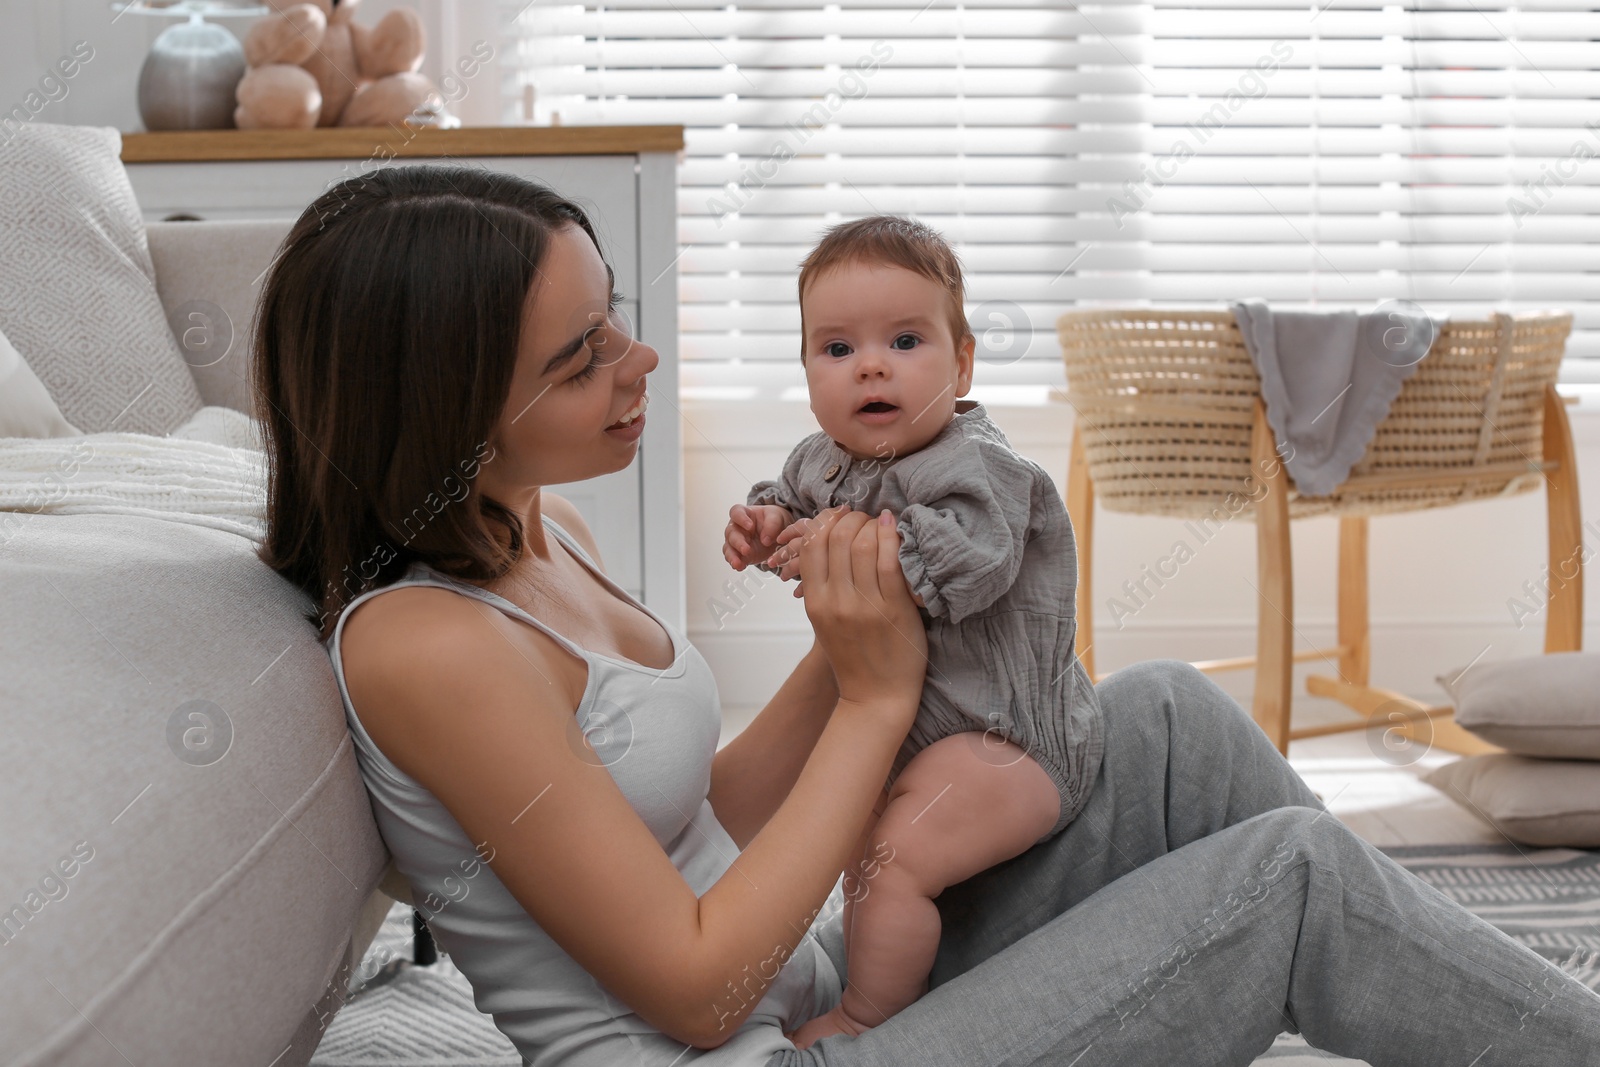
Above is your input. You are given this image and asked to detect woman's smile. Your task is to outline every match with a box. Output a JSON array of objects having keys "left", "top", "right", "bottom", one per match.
[{"left": 604, "top": 390, "right": 649, "bottom": 440}]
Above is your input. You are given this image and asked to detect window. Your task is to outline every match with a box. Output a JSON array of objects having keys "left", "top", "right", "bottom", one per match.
[{"left": 502, "top": 0, "right": 1599, "bottom": 396}]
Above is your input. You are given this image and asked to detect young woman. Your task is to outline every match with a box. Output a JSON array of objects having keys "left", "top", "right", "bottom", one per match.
[{"left": 255, "top": 165, "right": 1600, "bottom": 1067}]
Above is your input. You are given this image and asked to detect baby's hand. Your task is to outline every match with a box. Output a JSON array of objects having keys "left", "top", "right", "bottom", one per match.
[
  {"left": 724, "top": 504, "right": 793, "bottom": 570},
  {"left": 766, "top": 517, "right": 811, "bottom": 581},
  {"left": 767, "top": 506, "right": 853, "bottom": 597}
]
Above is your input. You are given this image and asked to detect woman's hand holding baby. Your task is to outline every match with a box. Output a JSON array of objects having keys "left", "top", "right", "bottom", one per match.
[
  {"left": 765, "top": 505, "right": 852, "bottom": 596},
  {"left": 771, "top": 509, "right": 925, "bottom": 607},
  {"left": 797, "top": 506, "right": 928, "bottom": 714},
  {"left": 723, "top": 503, "right": 794, "bottom": 570}
]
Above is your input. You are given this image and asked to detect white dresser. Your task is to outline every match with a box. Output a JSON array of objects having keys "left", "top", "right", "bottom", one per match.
[{"left": 121, "top": 126, "right": 686, "bottom": 631}]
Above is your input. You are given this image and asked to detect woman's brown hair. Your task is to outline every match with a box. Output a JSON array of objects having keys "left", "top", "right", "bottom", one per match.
[{"left": 252, "top": 163, "right": 605, "bottom": 642}]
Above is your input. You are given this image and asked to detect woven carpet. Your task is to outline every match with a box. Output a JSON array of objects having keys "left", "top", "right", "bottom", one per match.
[{"left": 308, "top": 844, "right": 1600, "bottom": 1067}]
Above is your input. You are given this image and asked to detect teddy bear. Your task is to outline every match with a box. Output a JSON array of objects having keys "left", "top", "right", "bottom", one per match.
[{"left": 234, "top": 0, "right": 448, "bottom": 129}]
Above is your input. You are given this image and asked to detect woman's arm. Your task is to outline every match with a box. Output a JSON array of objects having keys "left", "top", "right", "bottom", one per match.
[
  {"left": 691, "top": 509, "right": 926, "bottom": 1046},
  {"left": 345, "top": 510, "right": 923, "bottom": 1051},
  {"left": 708, "top": 639, "right": 839, "bottom": 850}
]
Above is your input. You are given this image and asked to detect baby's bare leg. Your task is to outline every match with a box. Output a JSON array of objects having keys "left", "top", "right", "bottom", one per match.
[
  {"left": 786, "top": 783, "right": 890, "bottom": 1048},
  {"left": 840, "top": 783, "right": 892, "bottom": 958},
  {"left": 789, "top": 733, "right": 1061, "bottom": 1049}
]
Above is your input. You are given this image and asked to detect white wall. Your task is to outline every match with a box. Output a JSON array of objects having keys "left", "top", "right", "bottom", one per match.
[
  {"left": 0, "top": 0, "right": 502, "bottom": 137},
  {"left": 683, "top": 395, "right": 1600, "bottom": 722}
]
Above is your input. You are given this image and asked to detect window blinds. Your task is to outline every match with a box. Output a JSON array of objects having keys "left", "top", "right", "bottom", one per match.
[{"left": 501, "top": 0, "right": 1599, "bottom": 395}]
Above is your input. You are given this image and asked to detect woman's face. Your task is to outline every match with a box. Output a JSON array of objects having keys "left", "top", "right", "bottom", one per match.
[{"left": 480, "top": 223, "right": 658, "bottom": 509}]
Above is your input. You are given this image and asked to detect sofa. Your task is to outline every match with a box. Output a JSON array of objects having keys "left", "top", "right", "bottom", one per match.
[{"left": 0, "top": 124, "right": 404, "bottom": 1067}]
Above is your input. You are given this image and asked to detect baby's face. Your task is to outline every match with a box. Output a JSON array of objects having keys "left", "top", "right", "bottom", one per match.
[{"left": 800, "top": 261, "right": 975, "bottom": 462}]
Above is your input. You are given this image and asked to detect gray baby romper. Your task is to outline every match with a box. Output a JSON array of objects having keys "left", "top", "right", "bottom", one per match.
[{"left": 747, "top": 399, "right": 1104, "bottom": 844}]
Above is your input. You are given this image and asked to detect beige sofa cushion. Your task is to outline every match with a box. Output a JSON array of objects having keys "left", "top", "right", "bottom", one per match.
[
  {"left": 0, "top": 510, "right": 390, "bottom": 1066},
  {"left": 1424, "top": 754, "right": 1600, "bottom": 848},
  {"left": 146, "top": 219, "right": 297, "bottom": 416},
  {"left": 1438, "top": 651, "right": 1600, "bottom": 759},
  {"left": 0, "top": 123, "right": 202, "bottom": 434}
]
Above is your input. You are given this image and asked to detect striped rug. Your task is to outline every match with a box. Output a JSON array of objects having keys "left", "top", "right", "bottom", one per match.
[{"left": 309, "top": 844, "right": 1600, "bottom": 1067}]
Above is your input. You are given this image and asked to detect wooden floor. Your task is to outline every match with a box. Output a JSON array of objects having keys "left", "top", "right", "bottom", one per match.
[{"left": 1283, "top": 728, "right": 1497, "bottom": 848}]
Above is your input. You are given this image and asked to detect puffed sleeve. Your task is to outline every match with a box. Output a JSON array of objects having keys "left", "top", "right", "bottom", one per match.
[{"left": 894, "top": 440, "right": 1040, "bottom": 625}]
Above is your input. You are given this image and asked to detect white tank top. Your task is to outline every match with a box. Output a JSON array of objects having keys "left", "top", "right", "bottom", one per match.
[{"left": 325, "top": 513, "right": 842, "bottom": 1066}]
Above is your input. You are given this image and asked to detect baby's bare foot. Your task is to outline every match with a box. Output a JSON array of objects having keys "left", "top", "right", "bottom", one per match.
[{"left": 785, "top": 999, "right": 879, "bottom": 1050}]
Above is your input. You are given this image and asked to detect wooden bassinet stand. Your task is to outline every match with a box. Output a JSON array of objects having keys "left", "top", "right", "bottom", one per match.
[{"left": 1057, "top": 309, "right": 1583, "bottom": 756}]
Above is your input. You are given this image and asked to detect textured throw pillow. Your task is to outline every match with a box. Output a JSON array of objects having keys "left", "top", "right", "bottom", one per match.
[
  {"left": 1438, "top": 651, "right": 1600, "bottom": 759},
  {"left": 1424, "top": 754, "right": 1600, "bottom": 848},
  {"left": 0, "top": 123, "right": 203, "bottom": 435},
  {"left": 0, "top": 324, "right": 82, "bottom": 438}
]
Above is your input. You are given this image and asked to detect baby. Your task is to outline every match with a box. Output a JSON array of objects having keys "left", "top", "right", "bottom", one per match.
[{"left": 722, "top": 216, "right": 1105, "bottom": 1049}]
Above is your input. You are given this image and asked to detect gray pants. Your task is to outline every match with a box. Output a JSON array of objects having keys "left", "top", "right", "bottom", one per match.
[{"left": 766, "top": 660, "right": 1600, "bottom": 1067}]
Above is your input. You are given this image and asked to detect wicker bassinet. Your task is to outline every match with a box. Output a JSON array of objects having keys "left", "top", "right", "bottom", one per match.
[{"left": 1056, "top": 308, "right": 1573, "bottom": 520}]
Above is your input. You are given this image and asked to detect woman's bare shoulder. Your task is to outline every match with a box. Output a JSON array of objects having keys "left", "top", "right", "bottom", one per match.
[
  {"left": 340, "top": 584, "right": 471, "bottom": 684},
  {"left": 337, "top": 586, "right": 565, "bottom": 768},
  {"left": 340, "top": 583, "right": 476, "bottom": 668}
]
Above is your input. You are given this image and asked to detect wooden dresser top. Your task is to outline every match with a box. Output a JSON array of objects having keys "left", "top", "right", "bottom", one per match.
[{"left": 120, "top": 125, "right": 685, "bottom": 163}]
